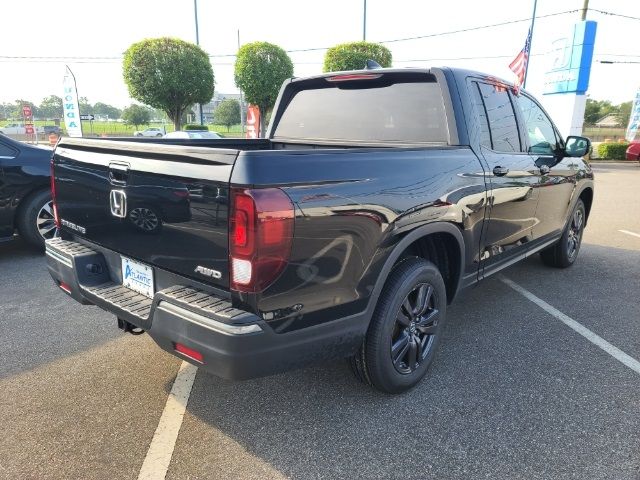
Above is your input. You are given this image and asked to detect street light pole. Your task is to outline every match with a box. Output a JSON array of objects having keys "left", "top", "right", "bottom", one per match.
[
  {"left": 238, "top": 29, "right": 245, "bottom": 135},
  {"left": 581, "top": 0, "right": 589, "bottom": 21},
  {"left": 363, "top": 0, "right": 367, "bottom": 41},
  {"left": 194, "top": 0, "right": 204, "bottom": 126}
]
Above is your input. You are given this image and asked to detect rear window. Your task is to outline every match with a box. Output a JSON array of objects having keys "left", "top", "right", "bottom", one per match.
[{"left": 273, "top": 80, "right": 448, "bottom": 144}]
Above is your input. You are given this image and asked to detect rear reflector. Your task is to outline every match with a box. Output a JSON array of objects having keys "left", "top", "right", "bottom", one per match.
[
  {"left": 58, "top": 281, "right": 71, "bottom": 294},
  {"left": 174, "top": 343, "right": 204, "bottom": 363}
]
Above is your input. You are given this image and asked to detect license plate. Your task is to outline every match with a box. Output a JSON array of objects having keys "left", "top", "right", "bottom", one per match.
[{"left": 121, "top": 256, "right": 154, "bottom": 298}]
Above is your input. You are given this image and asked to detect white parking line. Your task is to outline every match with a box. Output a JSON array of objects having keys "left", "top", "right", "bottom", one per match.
[
  {"left": 619, "top": 229, "right": 640, "bottom": 239},
  {"left": 499, "top": 276, "right": 640, "bottom": 376},
  {"left": 138, "top": 361, "right": 198, "bottom": 480}
]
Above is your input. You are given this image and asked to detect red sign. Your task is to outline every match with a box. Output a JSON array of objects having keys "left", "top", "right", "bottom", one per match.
[
  {"left": 245, "top": 105, "right": 261, "bottom": 139},
  {"left": 25, "top": 124, "right": 35, "bottom": 135},
  {"left": 22, "top": 105, "right": 32, "bottom": 117}
]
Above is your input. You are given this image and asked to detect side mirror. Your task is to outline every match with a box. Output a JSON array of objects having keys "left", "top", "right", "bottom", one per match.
[{"left": 564, "top": 136, "right": 591, "bottom": 158}]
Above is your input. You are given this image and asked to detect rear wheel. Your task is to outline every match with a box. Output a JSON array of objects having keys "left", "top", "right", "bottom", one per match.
[
  {"left": 350, "top": 257, "right": 447, "bottom": 394},
  {"left": 17, "top": 189, "right": 56, "bottom": 250},
  {"left": 540, "top": 199, "right": 585, "bottom": 268}
]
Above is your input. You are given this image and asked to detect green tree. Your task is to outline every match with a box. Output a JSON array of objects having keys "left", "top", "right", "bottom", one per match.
[
  {"left": 78, "top": 96, "right": 93, "bottom": 115},
  {"left": 214, "top": 98, "right": 241, "bottom": 131},
  {"left": 123, "top": 37, "right": 214, "bottom": 131},
  {"left": 93, "top": 102, "right": 122, "bottom": 120},
  {"left": 618, "top": 101, "right": 632, "bottom": 127},
  {"left": 12, "top": 99, "right": 38, "bottom": 119},
  {"left": 323, "top": 41, "right": 392, "bottom": 72},
  {"left": 122, "top": 104, "right": 151, "bottom": 130},
  {"left": 39, "top": 95, "right": 63, "bottom": 119},
  {"left": 0, "top": 103, "right": 13, "bottom": 120},
  {"left": 584, "top": 99, "right": 616, "bottom": 125},
  {"left": 234, "top": 41, "right": 293, "bottom": 136}
]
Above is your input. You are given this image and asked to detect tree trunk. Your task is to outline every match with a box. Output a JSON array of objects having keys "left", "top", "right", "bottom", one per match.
[
  {"left": 169, "top": 107, "right": 182, "bottom": 131},
  {"left": 259, "top": 105, "right": 266, "bottom": 138}
]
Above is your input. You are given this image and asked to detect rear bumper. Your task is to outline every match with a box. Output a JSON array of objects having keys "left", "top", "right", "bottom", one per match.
[{"left": 45, "top": 238, "right": 367, "bottom": 380}]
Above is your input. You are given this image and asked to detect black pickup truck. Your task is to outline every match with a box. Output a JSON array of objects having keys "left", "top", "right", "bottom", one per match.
[{"left": 46, "top": 67, "right": 593, "bottom": 393}]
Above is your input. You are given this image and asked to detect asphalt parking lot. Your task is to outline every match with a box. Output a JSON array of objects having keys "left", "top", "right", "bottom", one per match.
[{"left": 1, "top": 162, "right": 639, "bottom": 480}]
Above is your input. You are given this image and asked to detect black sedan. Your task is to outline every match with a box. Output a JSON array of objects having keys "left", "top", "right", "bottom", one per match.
[{"left": 0, "top": 133, "right": 55, "bottom": 249}]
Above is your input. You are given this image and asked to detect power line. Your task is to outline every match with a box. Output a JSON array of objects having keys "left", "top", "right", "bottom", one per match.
[
  {"left": 0, "top": 9, "right": 581, "bottom": 63},
  {"left": 598, "top": 60, "right": 640, "bottom": 64},
  {"left": 378, "top": 9, "right": 576, "bottom": 44},
  {"left": 590, "top": 9, "right": 640, "bottom": 22}
]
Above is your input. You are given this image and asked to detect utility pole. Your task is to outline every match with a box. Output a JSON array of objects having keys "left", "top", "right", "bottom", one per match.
[
  {"left": 581, "top": 0, "right": 589, "bottom": 20},
  {"left": 238, "top": 29, "right": 245, "bottom": 135},
  {"left": 522, "top": 0, "right": 537, "bottom": 89},
  {"left": 363, "top": 0, "right": 367, "bottom": 41},
  {"left": 194, "top": 0, "right": 204, "bottom": 126}
]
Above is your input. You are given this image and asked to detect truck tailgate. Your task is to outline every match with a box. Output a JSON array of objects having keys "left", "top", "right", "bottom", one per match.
[{"left": 53, "top": 138, "right": 237, "bottom": 289}]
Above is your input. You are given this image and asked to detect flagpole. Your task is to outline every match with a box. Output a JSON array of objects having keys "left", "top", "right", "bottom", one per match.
[{"left": 522, "top": 0, "right": 537, "bottom": 89}]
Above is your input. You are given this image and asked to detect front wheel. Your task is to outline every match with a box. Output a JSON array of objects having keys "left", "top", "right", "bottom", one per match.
[
  {"left": 350, "top": 257, "right": 447, "bottom": 394},
  {"left": 540, "top": 199, "right": 586, "bottom": 268}
]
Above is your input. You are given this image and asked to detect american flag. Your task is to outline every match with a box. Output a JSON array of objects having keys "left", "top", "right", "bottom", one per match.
[{"left": 509, "top": 28, "right": 532, "bottom": 94}]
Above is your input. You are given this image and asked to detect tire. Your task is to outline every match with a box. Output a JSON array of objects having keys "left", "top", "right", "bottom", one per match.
[
  {"left": 16, "top": 189, "right": 56, "bottom": 250},
  {"left": 156, "top": 133, "right": 163, "bottom": 137},
  {"left": 540, "top": 199, "right": 586, "bottom": 268},
  {"left": 350, "top": 257, "right": 447, "bottom": 394}
]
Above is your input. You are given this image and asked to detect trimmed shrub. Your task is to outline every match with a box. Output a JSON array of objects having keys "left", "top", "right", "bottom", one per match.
[
  {"left": 597, "top": 142, "right": 629, "bottom": 160},
  {"left": 323, "top": 42, "right": 392, "bottom": 72},
  {"left": 184, "top": 124, "right": 208, "bottom": 131}
]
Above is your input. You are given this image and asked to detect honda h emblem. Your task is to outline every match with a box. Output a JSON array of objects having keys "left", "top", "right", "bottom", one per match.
[{"left": 110, "top": 190, "right": 127, "bottom": 218}]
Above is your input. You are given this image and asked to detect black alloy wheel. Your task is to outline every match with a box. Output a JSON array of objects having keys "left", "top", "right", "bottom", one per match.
[
  {"left": 540, "top": 198, "right": 586, "bottom": 268},
  {"left": 391, "top": 283, "right": 439, "bottom": 374},
  {"left": 350, "top": 257, "right": 447, "bottom": 394},
  {"left": 566, "top": 207, "right": 584, "bottom": 262}
]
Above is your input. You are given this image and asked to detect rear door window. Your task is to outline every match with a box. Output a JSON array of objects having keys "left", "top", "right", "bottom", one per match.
[
  {"left": 476, "top": 82, "right": 521, "bottom": 153},
  {"left": 273, "top": 80, "right": 448, "bottom": 144}
]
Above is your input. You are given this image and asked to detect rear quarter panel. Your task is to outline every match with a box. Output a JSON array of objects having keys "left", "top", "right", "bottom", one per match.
[{"left": 232, "top": 147, "right": 487, "bottom": 332}]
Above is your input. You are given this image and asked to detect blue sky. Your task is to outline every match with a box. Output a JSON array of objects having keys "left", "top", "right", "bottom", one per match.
[{"left": 1, "top": 0, "right": 638, "bottom": 107}]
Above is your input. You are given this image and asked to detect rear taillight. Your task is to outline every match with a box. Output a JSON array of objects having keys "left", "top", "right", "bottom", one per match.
[
  {"left": 229, "top": 187, "right": 294, "bottom": 292},
  {"left": 50, "top": 158, "right": 61, "bottom": 229}
]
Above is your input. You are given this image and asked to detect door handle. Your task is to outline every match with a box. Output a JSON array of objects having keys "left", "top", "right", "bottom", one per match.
[
  {"left": 109, "top": 162, "right": 130, "bottom": 186},
  {"left": 492, "top": 166, "right": 509, "bottom": 177},
  {"left": 539, "top": 164, "right": 550, "bottom": 175}
]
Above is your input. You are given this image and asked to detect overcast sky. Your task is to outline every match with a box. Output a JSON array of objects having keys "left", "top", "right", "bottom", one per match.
[{"left": 1, "top": 0, "right": 638, "bottom": 108}]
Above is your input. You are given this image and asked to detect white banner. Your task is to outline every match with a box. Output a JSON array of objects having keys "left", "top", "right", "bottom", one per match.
[
  {"left": 63, "top": 66, "right": 83, "bottom": 138},
  {"left": 626, "top": 86, "right": 640, "bottom": 142}
]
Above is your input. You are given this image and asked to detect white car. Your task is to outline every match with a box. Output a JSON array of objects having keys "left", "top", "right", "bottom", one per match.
[
  {"left": 134, "top": 127, "right": 165, "bottom": 137},
  {"left": 0, "top": 123, "right": 26, "bottom": 135},
  {"left": 164, "top": 130, "right": 222, "bottom": 139}
]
